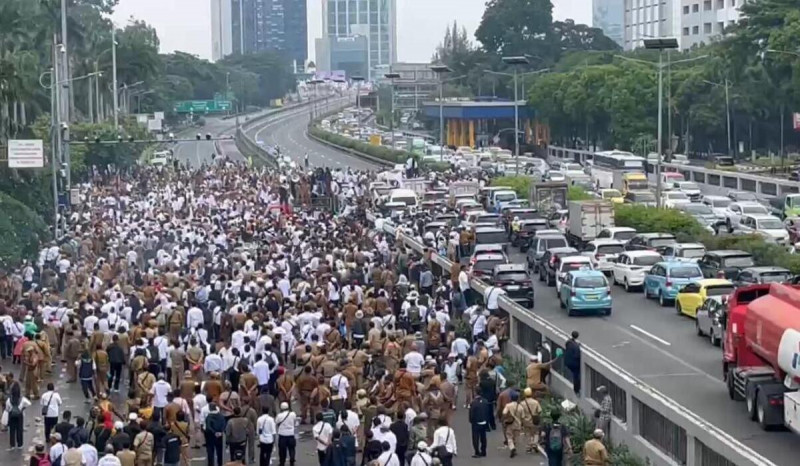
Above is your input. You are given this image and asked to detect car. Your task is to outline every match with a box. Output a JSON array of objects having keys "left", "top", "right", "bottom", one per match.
[
  {"left": 503, "top": 208, "right": 539, "bottom": 227},
  {"left": 598, "top": 188, "right": 624, "bottom": 203},
  {"left": 728, "top": 190, "right": 759, "bottom": 203},
  {"left": 624, "top": 190, "right": 656, "bottom": 206},
  {"left": 491, "top": 263, "right": 534, "bottom": 308},
  {"left": 676, "top": 203, "right": 720, "bottom": 233},
  {"left": 723, "top": 202, "right": 770, "bottom": 232},
  {"left": 675, "top": 278, "right": 735, "bottom": 318},
  {"left": 697, "top": 250, "right": 755, "bottom": 279},
  {"left": 464, "top": 212, "right": 502, "bottom": 229},
  {"left": 423, "top": 221, "right": 448, "bottom": 235},
  {"left": 433, "top": 212, "right": 460, "bottom": 227},
  {"left": 470, "top": 253, "right": 509, "bottom": 278},
  {"left": 546, "top": 209, "right": 569, "bottom": 231},
  {"left": 660, "top": 243, "right": 706, "bottom": 262},
  {"left": 643, "top": 261, "right": 703, "bottom": 306},
  {"left": 611, "top": 250, "right": 663, "bottom": 291},
  {"left": 674, "top": 181, "right": 702, "bottom": 202},
  {"left": 470, "top": 244, "right": 508, "bottom": 263},
  {"left": 473, "top": 226, "right": 510, "bottom": 252},
  {"left": 695, "top": 297, "right": 726, "bottom": 346},
  {"left": 514, "top": 219, "right": 550, "bottom": 250},
  {"left": 734, "top": 214, "right": 790, "bottom": 245},
  {"left": 624, "top": 233, "right": 677, "bottom": 254},
  {"left": 559, "top": 269, "right": 612, "bottom": 316},
  {"left": 596, "top": 227, "right": 637, "bottom": 243},
  {"left": 539, "top": 247, "right": 579, "bottom": 285},
  {"left": 580, "top": 239, "right": 625, "bottom": 274},
  {"left": 733, "top": 266, "right": 792, "bottom": 287},
  {"left": 547, "top": 170, "right": 566, "bottom": 182},
  {"left": 661, "top": 190, "right": 692, "bottom": 208},
  {"left": 555, "top": 255, "right": 594, "bottom": 296},
  {"left": 701, "top": 195, "right": 732, "bottom": 220}
]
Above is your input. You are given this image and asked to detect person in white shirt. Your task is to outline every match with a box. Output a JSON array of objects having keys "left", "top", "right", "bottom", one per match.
[
  {"left": 41, "top": 383, "right": 63, "bottom": 440},
  {"left": 49, "top": 434, "right": 66, "bottom": 465},
  {"left": 256, "top": 406, "right": 276, "bottom": 466},
  {"left": 253, "top": 354, "right": 271, "bottom": 391},
  {"left": 150, "top": 374, "right": 171, "bottom": 416},
  {"left": 79, "top": 442, "right": 99, "bottom": 466},
  {"left": 275, "top": 402, "right": 297, "bottom": 466},
  {"left": 329, "top": 370, "right": 350, "bottom": 409},
  {"left": 312, "top": 412, "right": 333, "bottom": 465},
  {"left": 376, "top": 442, "right": 400, "bottom": 466},
  {"left": 403, "top": 349, "right": 424, "bottom": 376},
  {"left": 204, "top": 348, "right": 224, "bottom": 374},
  {"left": 97, "top": 444, "right": 121, "bottom": 466},
  {"left": 192, "top": 389, "right": 209, "bottom": 449},
  {"left": 431, "top": 419, "right": 457, "bottom": 466},
  {"left": 409, "top": 442, "right": 433, "bottom": 466},
  {"left": 470, "top": 309, "right": 488, "bottom": 340},
  {"left": 450, "top": 337, "right": 469, "bottom": 359},
  {"left": 484, "top": 285, "right": 506, "bottom": 312}
]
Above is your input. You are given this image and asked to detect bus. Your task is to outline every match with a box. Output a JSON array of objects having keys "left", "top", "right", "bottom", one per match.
[{"left": 590, "top": 150, "right": 646, "bottom": 189}]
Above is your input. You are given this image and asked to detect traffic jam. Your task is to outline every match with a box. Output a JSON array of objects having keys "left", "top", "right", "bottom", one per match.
[{"left": 371, "top": 148, "right": 800, "bottom": 436}]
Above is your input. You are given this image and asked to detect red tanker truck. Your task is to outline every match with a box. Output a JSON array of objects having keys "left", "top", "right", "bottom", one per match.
[{"left": 723, "top": 282, "right": 800, "bottom": 432}]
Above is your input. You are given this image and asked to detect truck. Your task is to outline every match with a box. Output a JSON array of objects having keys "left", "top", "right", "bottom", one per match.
[
  {"left": 723, "top": 283, "right": 800, "bottom": 432},
  {"left": 769, "top": 193, "right": 800, "bottom": 219},
  {"left": 566, "top": 200, "right": 615, "bottom": 248},
  {"left": 529, "top": 181, "right": 568, "bottom": 213},
  {"left": 612, "top": 171, "right": 649, "bottom": 195}
]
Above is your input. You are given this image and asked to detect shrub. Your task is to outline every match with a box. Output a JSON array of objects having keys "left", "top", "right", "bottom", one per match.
[
  {"left": 491, "top": 176, "right": 532, "bottom": 199},
  {"left": 568, "top": 186, "right": 593, "bottom": 201},
  {"left": 614, "top": 204, "right": 707, "bottom": 241},
  {"left": 0, "top": 193, "right": 50, "bottom": 267}
]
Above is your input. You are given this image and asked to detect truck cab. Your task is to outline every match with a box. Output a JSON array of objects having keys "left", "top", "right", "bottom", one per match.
[
  {"left": 770, "top": 193, "right": 800, "bottom": 220},
  {"left": 621, "top": 172, "right": 649, "bottom": 194}
]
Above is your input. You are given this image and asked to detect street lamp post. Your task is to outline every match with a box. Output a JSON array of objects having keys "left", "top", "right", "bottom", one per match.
[
  {"left": 351, "top": 76, "right": 365, "bottom": 116},
  {"left": 431, "top": 64, "right": 452, "bottom": 162},
  {"left": 112, "top": 27, "right": 119, "bottom": 128},
  {"left": 763, "top": 49, "right": 800, "bottom": 168},
  {"left": 384, "top": 72, "right": 401, "bottom": 149},
  {"left": 702, "top": 79, "right": 732, "bottom": 157}
]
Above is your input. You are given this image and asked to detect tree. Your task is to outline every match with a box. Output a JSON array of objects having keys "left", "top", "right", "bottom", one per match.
[
  {"left": 550, "top": 20, "right": 621, "bottom": 53},
  {"left": 475, "top": 0, "right": 555, "bottom": 61}
]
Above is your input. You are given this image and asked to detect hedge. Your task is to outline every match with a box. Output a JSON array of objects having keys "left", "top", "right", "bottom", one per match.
[
  {"left": 614, "top": 204, "right": 800, "bottom": 274},
  {"left": 491, "top": 177, "right": 593, "bottom": 202}
]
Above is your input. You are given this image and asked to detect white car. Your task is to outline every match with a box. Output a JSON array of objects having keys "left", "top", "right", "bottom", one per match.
[
  {"left": 581, "top": 240, "right": 625, "bottom": 273},
  {"left": 596, "top": 227, "right": 637, "bottom": 243},
  {"left": 661, "top": 190, "right": 692, "bottom": 208},
  {"left": 724, "top": 202, "right": 770, "bottom": 232},
  {"left": 555, "top": 255, "right": 594, "bottom": 297},
  {"left": 701, "top": 195, "right": 731, "bottom": 221},
  {"left": 674, "top": 181, "right": 702, "bottom": 202},
  {"left": 612, "top": 251, "right": 663, "bottom": 291},
  {"left": 548, "top": 170, "right": 566, "bottom": 182},
  {"left": 736, "top": 214, "right": 790, "bottom": 245}
]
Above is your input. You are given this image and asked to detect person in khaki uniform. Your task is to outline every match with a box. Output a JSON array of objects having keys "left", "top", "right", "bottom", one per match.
[
  {"left": 36, "top": 332, "right": 53, "bottom": 377},
  {"left": 525, "top": 354, "right": 554, "bottom": 396},
  {"left": 295, "top": 365, "right": 317, "bottom": 424},
  {"left": 186, "top": 341, "right": 205, "bottom": 381},
  {"left": 94, "top": 344, "right": 110, "bottom": 395},
  {"left": 21, "top": 336, "right": 41, "bottom": 399},
  {"left": 501, "top": 392, "right": 522, "bottom": 457},
  {"left": 136, "top": 369, "right": 156, "bottom": 399},
  {"left": 133, "top": 420, "right": 154, "bottom": 466},
  {"left": 583, "top": 429, "right": 610, "bottom": 465},
  {"left": 169, "top": 342, "right": 186, "bottom": 388},
  {"left": 518, "top": 388, "right": 542, "bottom": 453},
  {"left": 64, "top": 331, "right": 83, "bottom": 382},
  {"left": 117, "top": 444, "right": 136, "bottom": 466}
]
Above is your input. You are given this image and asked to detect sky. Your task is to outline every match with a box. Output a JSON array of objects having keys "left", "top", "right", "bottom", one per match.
[{"left": 112, "top": 0, "right": 592, "bottom": 63}]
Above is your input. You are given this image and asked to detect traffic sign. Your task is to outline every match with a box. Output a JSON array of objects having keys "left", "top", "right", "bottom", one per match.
[
  {"left": 173, "top": 100, "right": 232, "bottom": 114},
  {"left": 8, "top": 139, "right": 44, "bottom": 168}
]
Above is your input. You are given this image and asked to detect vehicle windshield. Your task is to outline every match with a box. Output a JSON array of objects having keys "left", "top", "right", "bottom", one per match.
[
  {"left": 549, "top": 171, "right": 564, "bottom": 178},
  {"left": 496, "top": 272, "right": 529, "bottom": 282},
  {"left": 649, "top": 238, "right": 676, "bottom": 247},
  {"left": 602, "top": 190, "right": 622, "bottom": 199},
  {"left": 628, "top": 182, "right": 650, "bottom": 191},
  {"left": 562, "top": 261, "right": 590, "bottom": 272},
  {"left": 521, "top": 223, "right": 546, "bottom": 232},
  {"left": 424, "top": 192, "right": 446, "bottom": 200},
  {"left": 495, "top": 192, "right": 517, "bottom": 202},
  {"left": 633, "top": 255, "right": 661, "bottom": 266},
  {"left": 476, "top": 231, "right": 508, "bottom": 244},
  {"left": 670, "top": 267, "right": 702, "bottom": 278},
  {"left": 760, "top": 272, "right": 791, "bottom": 283},
  {"left": 515, "top": 211, "right": 539, "bottom": 220},
  {"left": 679, "top": 182, "right": 699, "bottom": 190},
  {"left": 613, "top": 230, "right": 636, "bottom": 241},
  {"left": 475, "top": 259, "right": 506, "bottom": 272},
  {"left": 575, "top": 276, "right": 607, "bottom": 288},
  {"left": 634, "top": 192, "right": 656, "bottom": 202},
  {"left": 788, "top": 196, "right": 800, "bottom": 207},
  {"left": 706, "top": 285, "right": 735, "bottom": 297},
  {"left": 597, "top": 244, "right": 624, "bottom": 254},
  {"left": 667, "top": 192, "right": 688, "bottom": 199},
  {"left": 680, "top": 248, "right": 705, "bottom": 258},
  {"left": 758, "top": 219, "right": 784, "bottom": 229},
  {"left": 543, "top": 238, "right": 568, "bottom": 249},
  {"left": 477, "top": 214, "right": 501, "bottom": 222},
  {"left": 564, "top": 164, "right": 582, "bottom": 171},
  {"left": 683, "top": 204, "right": 713, "bottom": 215},
  {"left": 734, "top": 192, "right": 757, "bottom": 201},
  {"left": 710, "top": 198, "right": 731, "bottom": 208},
  {"left": 723, "top": 256, "right": 755, "bottom": 267},
  {"left": 742, "top": 205, "right": 768, "bottom": 214},
  {"left": 393, "top": 196, "right": 416, "bottom": 206}
]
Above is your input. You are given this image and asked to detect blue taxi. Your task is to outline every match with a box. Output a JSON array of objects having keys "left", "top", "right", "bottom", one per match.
[
  {"left": 643, "top": 261, "right": 703, "bottom": 307},
  {"left": 559, "top": 269, "right": 612, "bottom": 316}
]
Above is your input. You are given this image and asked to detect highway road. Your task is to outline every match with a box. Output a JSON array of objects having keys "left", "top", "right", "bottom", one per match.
[{"left": 260, "top": 109, "right": 799, "bottom": 464}]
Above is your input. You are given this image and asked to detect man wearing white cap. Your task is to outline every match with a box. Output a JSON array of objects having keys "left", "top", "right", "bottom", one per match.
[
  {"left": 275, "top": 402, "right": 297, "bottom": 466},
  {"left": 410, "top": 441, "right": 432, "bottom": 466}
]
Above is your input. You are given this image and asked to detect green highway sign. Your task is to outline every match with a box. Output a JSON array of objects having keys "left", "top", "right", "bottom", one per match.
[{"left": 174, "top": 100, "right": 232, "bottom": 114}]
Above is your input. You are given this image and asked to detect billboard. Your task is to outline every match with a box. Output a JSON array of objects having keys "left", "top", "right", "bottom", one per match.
[{"left": 8, "top": 139, "right": 44, "bottom": 168}]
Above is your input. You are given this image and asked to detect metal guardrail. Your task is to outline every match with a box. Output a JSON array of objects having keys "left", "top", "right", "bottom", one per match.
[
  {"left": 368, "top": 214, "right": 774, "bottom": 466},
  {"left": 547, "top": 145, "right": 800, "bottom": 198}
]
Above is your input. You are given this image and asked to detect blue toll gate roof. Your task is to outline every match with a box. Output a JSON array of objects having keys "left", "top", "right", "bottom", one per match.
[{"left": 420, "top": 100, "right": 536, "bottom": 120}]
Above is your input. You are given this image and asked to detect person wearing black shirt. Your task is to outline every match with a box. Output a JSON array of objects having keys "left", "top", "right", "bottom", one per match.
[
  {"left": 162, "top": 432, "right": 182, "bottom": 466},
  {"left": 205, "top": 403, "right": 226, "bottom": 466},
  {"left": 107, "top": 336, "right": 126, "bottom": 392},
  {"left": 67, "top": 417, "right": 89, "bottom": 446},
  {"left": 110, "top": 422, "right": 131, "bottom": 453},
  {"left": 389, "top": 412, "right": 409, "bottom": 466},
  {"left": 148, "top": 412, "right": 168, "bottom": 465},
  {"left": 54, "top": 411, "right": 73, "bottom": 444},
  {"left": 564, "top": 331, "right": 582, "bottom": 395},
  {"left": 478, "top": 372, "right": 497, "bottom": 431},
  {"left": 360, "top": 430, "right": 382, "bottom": 466},
  {"left": 469, "top": 394, "right": 491, "bottom": 457}
]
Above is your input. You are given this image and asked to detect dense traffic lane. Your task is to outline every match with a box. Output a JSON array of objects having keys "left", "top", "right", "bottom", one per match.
[{"left": 505, "top": 248, "right": 799, "bottom": 464}]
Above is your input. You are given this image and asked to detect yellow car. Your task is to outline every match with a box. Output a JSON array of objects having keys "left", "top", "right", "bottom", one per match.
[
  {"left": 599, "top": 189, "right": 624, "bottom": 203},
  {"left": 675, "top": 279, "right": 735, "bottom": 318}
]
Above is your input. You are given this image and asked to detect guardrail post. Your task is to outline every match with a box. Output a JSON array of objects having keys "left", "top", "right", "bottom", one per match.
[
  {"left": 629, "top": 393, "right": 640, "bottom": 439},
  {"left": 687, "top": 435, "right": 698, "bottom": 466}
]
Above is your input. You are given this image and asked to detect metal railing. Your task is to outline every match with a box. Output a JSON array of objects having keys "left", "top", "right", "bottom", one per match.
[{"left": 370, "top": 214, "right": 775, "bottom": 466}]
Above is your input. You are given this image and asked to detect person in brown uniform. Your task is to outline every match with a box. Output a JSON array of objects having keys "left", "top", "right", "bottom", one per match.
[
  {"left": 204, "top": 372, "right": 224, "bottom": 402},
  {"left": 309, "top": 375, "right": 331, "bottom": 421},
  {"left": 238, "top": 363, "right": 260, "bottom": 412},
  {"left": 64, "top": 331, "right": 83, "bottom": 382},
  {"left": 169, "top": 342, "right": 186, "bottom": 388},
  {"left": 36, "top": 332, "right": 53, "bottom": 377},
  {"left": 276, "top": 368, "right": 294, "bottom": 405},
  {"left": 295, "top": 365, "right": 317, "bottom": 424},
  {"left": 185, "top": 340, "right": 205, "bottom": 381},
  {"left": 179, "top": 371, "right": 196, "bottom": 402},
  {"left": 94, "top": 344, "right": 110, "bottom": 395},
  {"left": 394, "top": 361, "right": 417, "bottom": 410},
  {"left": 21, "top": 336, "right": 42, "bottom": 399}
]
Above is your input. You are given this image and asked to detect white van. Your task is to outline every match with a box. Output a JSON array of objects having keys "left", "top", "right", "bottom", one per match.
[{"left": 388, "top": 188, "right": 418, "bottom": 209}]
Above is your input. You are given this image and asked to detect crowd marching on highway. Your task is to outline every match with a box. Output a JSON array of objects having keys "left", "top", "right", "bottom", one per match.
[{"left": 0, "top": 155, "right": 614, "bottom": 466}]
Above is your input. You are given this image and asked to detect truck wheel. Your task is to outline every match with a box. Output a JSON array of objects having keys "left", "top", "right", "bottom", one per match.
[
  {"left": 746, "top": 387, "right": 758, "bottom": 421},
  {"left": 757, "top": 391, "right": 772, "bottom": 431},
  {"left": 727, "top": 371, "right": 739, "bottom": 401}
]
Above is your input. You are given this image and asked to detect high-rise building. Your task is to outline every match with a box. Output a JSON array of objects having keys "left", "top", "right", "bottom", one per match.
[
  {"left": 376, "top": 62, "right": 438, "bottom": 111},
  {"left": 593, "top": 0, "right": 624, "bottom": 47},
  {"left": 211, "top": 0, "right": 233, "bottom": 61},
  {"left": 215, "top": 0, "right": 307, "bottom": 67},
  {"left": 622, "top": 0, "right": 746, "bottom": 50},
  {"left": 321, "top": 0, "right": 397, "bottom": 80}
]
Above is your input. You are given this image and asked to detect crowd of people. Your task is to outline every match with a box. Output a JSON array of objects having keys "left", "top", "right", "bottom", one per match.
[{"left": 0, "top": 155, "right": 612, "bottom": 466}]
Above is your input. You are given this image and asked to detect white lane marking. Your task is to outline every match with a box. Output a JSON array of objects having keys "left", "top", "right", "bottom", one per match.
[
  {"left": 630, "top": 325, "right": 671, "bottom": 346},
  {"left": 638, "top": 372, "right": 700, "bottom": 379}
]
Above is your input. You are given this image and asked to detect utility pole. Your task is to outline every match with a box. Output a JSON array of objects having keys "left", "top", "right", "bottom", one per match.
[
  {"left": 51, "top": 38, "right": 61, "bottom": 239},
  {"left": 60, "top": 0, "right": 70, "bottom": 123},
  {"left": 112, "top": 27, "right": 119, "bottom": 129},
  {"left": 431, "top": 64, "right": 452, "bottom": 162}
]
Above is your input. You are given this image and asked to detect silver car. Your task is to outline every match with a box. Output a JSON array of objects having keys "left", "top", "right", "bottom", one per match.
[{"left": 696, "top": 296, "right": 725, "bottom": 347}]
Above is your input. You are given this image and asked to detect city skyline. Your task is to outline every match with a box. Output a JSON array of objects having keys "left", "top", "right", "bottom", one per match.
[{"left": 112, "top": 0, "right": 591, "bottom": 64}]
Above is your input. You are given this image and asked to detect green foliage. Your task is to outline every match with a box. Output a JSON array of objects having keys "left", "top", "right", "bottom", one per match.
[
  {"left": 491, "top": 176, "right": 532, "bottom": 199},
  {"left": 0, "top": 193, "right": 50, "bottom": 267},
  {"left": 613, "top": 204, "right": 707, "bottom": 241},
  {"left": 568, "top": 186, "right": 593, "bottom": 201},
  {"left": 501, "top": 356, "right": 528, "bottom": 389}
]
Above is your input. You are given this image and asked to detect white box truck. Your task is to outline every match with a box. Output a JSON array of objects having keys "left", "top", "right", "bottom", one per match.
[{"left": 566, "top": 200, "right": 615, "bottom": 248}]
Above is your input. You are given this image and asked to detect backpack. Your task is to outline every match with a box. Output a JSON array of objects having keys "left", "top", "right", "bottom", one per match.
[
  {"left": 548, "top": 424, "right": 564, "bottom": 452},
  {"left": 408, "top": 306, "right": 420, "bottom": 325},
  {"left": 36, "top": 454, "right": 51, "bottom": 466},
  {"left": 501, "top": 405, "right": 516, "bottom": 425},
  {"left": 8, "top": 400, "right": 22, "bottom": 420}
]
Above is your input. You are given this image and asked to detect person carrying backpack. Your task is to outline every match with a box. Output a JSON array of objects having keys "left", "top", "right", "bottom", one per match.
[
  {"left": 541, "top": 410, "right": 572, "bottom": 466},
  {"left": 4, "top": 382, "right": 31, "bottom": 450}
]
